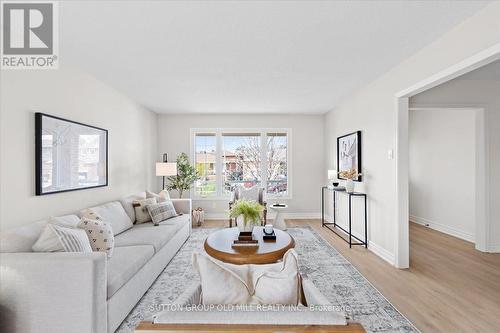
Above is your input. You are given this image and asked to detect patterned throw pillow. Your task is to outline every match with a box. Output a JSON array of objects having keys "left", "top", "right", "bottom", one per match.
[
  {"left": 132, "top": 197, "right": 157, "bottom": 224},
  {"left": 147, "top": 201, "right": 178, "bottom": 226},
  {"left": 49, "top": 224, "right": 93, "bottom": 253},
  {"left": 78, "top": 218, "right": 115, "bottom": 258},
  {"left": 80, "top": 208, "right": 104, "bottom": 221}
]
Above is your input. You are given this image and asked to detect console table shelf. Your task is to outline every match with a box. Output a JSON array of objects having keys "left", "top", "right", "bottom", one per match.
[{"left": 321, "top": 186, "right": 368, "bottom": 248}]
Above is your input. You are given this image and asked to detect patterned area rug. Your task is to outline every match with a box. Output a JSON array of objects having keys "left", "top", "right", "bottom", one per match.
[{"left": 117, "top": 227, "right": 418, "bottom": 333}]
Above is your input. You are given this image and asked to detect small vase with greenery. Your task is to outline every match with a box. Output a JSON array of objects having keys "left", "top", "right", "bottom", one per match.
[
  {"left": 229, "top": 199, "right": 264, "bottom": 232},
  {"left": 338, "top": 168, "right": 361, "bottom": 193},
  {"left": 166, "top": 152, "right": 200, "bottom": 198}
]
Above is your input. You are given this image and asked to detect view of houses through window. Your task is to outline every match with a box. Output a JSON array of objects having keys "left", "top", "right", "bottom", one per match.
[{"left": 194, "top": 129, "right": 289, "bottom": 198}]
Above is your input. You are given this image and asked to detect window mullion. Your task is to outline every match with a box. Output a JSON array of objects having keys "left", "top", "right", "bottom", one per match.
[
  {"left": 215, "top": 132, "right": 223, "bottom": 197},
  {"left": 261, "top": 131, "right": 267, "bottom": 192}
]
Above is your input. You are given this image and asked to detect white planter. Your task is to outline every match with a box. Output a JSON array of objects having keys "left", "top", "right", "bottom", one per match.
[
  {"left": 236, "top": 216, "right": 255, "bottom": 232},
  {"left": 345, "top": 179, "right": 355, "bottom": 193}
]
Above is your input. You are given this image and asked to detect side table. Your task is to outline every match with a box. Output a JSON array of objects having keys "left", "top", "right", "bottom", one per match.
[{"left": 269, "top": 204, "right": 288, "bottom": 230}]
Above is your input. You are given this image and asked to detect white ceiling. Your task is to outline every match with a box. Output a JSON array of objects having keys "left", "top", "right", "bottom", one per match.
[{"left": 60, "top": 1, "right": 490, "bottom": 114}]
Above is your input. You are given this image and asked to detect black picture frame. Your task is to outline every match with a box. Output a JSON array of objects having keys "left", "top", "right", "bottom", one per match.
[
  {"left": 337, "top": 131, "right": 362, "bottom": 182},
  {"left": 35, "top": 113, "right": 108, "bottom": 195}
]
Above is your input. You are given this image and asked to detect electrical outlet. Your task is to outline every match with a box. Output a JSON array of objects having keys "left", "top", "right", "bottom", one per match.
[{"left": 388, "top": 149, "right": 394, "bottom": 160}]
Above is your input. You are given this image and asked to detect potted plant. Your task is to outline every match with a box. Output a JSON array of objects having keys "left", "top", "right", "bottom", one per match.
[
  {"left": 166, "top": 153, "right": 200, "bottom": 198},
  {"left": 229, "top": 199, "right": 264, "bottom": 232},
  {"left": 338, "top": 168, "right": 361, "bottom": 193}
]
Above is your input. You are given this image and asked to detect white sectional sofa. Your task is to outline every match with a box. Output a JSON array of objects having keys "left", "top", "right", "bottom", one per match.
[{"left": 0, "top": 193, "right": 192, "bottom": 333}]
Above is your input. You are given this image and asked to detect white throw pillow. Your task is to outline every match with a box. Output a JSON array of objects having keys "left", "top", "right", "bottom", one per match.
[
  {"left": 32, "top": 215, "right": 81, "bottom": 252},
  {"left": 50, "top": 224, "right": 93, "bottom": 253},
  {"left": 119, "top": 192, "right": 146, "bottom": 222},
  {"left": 146, "top": 190, "right": 170, "bottom": 203},
  {"left": 81, "top": 201, "right": 133, "bottom": 235},
  {"left": 192, "top": 249, "right": 300, "bottom": 305},
  {"left": 147, "top": 201, "right": 178, "bottom": 225},
  {"left": 78, "top": 217, "right": 115, "bottom": 258},
  {"left": 133, "top": 197, "right": 157, "bottom": 224}
]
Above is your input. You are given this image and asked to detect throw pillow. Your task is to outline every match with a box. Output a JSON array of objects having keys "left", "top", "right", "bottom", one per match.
[
  {"left": 132, "top": 197, "right": 157, "bottom": 224},
  {"left": 146, "top": 190, "right": 170, "bottom": 203},
  {"left": 32, "top": 215, "right": 81, "bottom": 252},
  {"left": 119, "top": 192, "right": 146, "bottom": 222},
  {"left": 78, "top": 218, "right": 115, "bottom": 258},
  {"left": 49, "top": 224, "right": 93, "bottom": 253},
  {"left": 192, "top": 249, "right": 300, "bottom": 305},
  {"left": 80, "top": 208, "right": 104, "bottom": 221},
  {"left": 147, "top": 201, "right": 178, "bottom": 225},
  {"left": 236, "top": 186, "right": 261, "bottom": 202}
]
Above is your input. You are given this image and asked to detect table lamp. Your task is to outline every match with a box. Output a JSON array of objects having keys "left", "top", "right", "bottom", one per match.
[{"left": 156, "top": 153, "right": 177, "bottom": 190}]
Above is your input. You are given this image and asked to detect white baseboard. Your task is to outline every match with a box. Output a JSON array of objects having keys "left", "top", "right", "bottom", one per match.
[
  {"left": 486, "top": 244, "right": 500, "bottom": 253},
  {"left": 325, "top": 215, "right": 395, "bottom": 266},
  {"left": 368, "top": 241, "right": 395, "bottom": 266},
  {"left": 410, "top": 215, "right": 474, "bottom": 243}
]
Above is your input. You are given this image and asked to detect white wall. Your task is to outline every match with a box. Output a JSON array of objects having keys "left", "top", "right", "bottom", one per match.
[
  {"left": 158, "top": 114, "right": 324, "bottom": 218},
  {"left": 408, "top": 108, "right": 476, "bottom": 242},
  {"left": 323, "top": 2, "right": 500, "bottom": 264},
  {"left": 0, "top": 66, "right": 158, "bottom": 231},
  {"left": 410, "top": 79, "right": 500, "bottom": 251}
]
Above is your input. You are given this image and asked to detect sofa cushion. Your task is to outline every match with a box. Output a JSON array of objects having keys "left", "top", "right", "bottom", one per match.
[
  {"left": 0, "top": 215, "right": 80, "bottom": 253},
  {"left": 80, "top": 201, "right": 133, "bottom": 236},
  {"left": 114, "top": 214, "right": 188, "bottom": 252},
  {"left": 107, "top": 245, "right": 154, "bottom": 298},
  {"left": 119, "top": 192, "right": 146, "bottom": 222},
  {"left": 32, "top": 215, "right": 81, "bottom": 252}
]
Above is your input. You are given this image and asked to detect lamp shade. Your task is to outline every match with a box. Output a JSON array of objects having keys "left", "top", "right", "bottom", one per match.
[
  {"left": 327, "top": 169, "right": 337, "bottom": 180},
  {"left": 156, "top": 162, "right": 177, "bottom": 176}
]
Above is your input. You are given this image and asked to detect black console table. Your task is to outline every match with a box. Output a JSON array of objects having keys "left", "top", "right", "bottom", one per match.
[{"left": 321, "top": 186, "right": 368, "bottom": 248}]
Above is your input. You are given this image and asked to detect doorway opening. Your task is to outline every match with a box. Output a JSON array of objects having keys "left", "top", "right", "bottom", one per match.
[{"left": 394, "top": 43, "right": 500, "bottom": 268}]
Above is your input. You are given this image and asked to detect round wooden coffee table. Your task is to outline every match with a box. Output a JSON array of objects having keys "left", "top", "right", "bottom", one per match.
[{"left": 204, "top": 227, "right": 295, "bottom": 265}]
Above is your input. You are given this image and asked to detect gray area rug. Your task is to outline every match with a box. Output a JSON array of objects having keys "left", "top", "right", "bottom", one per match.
[{"left": 117, "top": 226, "right": 418, "bottom": 332}]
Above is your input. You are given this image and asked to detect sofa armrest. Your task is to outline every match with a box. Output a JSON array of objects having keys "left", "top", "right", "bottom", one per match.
[
  {"left": 0, "top": 252, "right": 107, "bottom": 333},
  {"left": 171, "top": 198, "right": 192, "bottom": 216}
]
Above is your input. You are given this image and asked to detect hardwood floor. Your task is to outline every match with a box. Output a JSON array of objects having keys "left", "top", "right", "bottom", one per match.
[{"left": 197, "top": 219, "right": 500, "bottom": 333}]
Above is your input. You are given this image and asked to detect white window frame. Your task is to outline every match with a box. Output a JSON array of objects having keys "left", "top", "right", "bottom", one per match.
[{"left": 190, "top": 128, "right": 292, "bottom": 200}]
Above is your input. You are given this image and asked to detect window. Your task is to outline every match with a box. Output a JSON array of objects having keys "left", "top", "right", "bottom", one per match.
[
  {"left": 267, "top": 132, "right": 288, "bottom": 196},
  {"left": 194, "top": 133, "right": 217, "bottom": 197},
  {"left": 222, "top": 133, "right": 261, "bottom": 193},
  {"left": 192, "top": 129, "right": 290, "bottom": 198}
]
